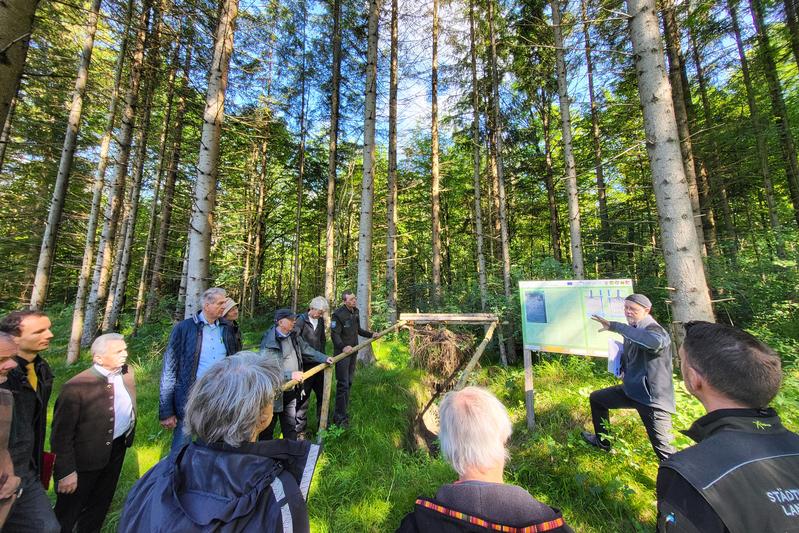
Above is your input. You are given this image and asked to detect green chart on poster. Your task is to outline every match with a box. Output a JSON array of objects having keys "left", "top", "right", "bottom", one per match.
[{"left": 518, "top": 279, "right": 634, "bottom": 357}]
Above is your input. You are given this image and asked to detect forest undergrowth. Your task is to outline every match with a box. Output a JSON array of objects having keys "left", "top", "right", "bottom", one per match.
[{"left": 30, "top": 259, "right": 799, "bottom": 532}]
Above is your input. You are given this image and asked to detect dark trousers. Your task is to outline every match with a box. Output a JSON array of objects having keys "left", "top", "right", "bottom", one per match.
[
  {"left": 54, "top": 435, "right": 127, "bottom": 533},
  {"left": 260, "top": 388, "right": 301, "bottom": 441},
  {"left": 169, "top": 417, "right": 190, "bottom": 457},
  {"left": 333, "top": 354, "right": 357, "bottom": 425},
  {"left": 589, "top": 384, "right": 675, "bottom": 462},
  {"left": 3, "top": 469, "right": 60, "bottom": 533},
  {"left": 295, "top": 370, "right": 324, "bottom": 434}
]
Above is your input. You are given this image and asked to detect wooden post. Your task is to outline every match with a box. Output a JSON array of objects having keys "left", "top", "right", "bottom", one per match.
[
  {"left": 455, "top": 321, "right": 498, "bottom": 390},
  {"left": 317, "top": 366, "right": 334, "bottom": 442},
  {"left": 523, "top": 348, "right": 535, "bottom": 430}
]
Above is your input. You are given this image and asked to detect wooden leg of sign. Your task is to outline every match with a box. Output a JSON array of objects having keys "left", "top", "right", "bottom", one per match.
[
  {"left": 523, "top": 348, "right": 535, "bottom": 430},
  {"left": 318, "top": 366, "right": 334, "bottom": 443}
]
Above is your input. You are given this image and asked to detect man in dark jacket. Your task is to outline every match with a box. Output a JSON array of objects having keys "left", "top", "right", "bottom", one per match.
[
  {"left": 259, "top": 309, "right": 331, "bottom": 440},
  {"left": 656, "top": 321, "right": 799, "bottom": 533},
  {"left": 51, "top": 333, "right": 136, "bottom": 532},
  {"left": 120, "top": 353, "right": 320, "bottom": 533},
  {"left": 330, "top": 290, "right": 372, "bottom": 427},
  {"left": 0, "top": 310, "right": 59, "bottom": 533},
  {"left": 582, "top": 293, "right": 676, "bottom": 461},
  {"left": 220, "top": 298, "right": 242, "bottom": 354},
  {"left": 159, "top": 287, "right": 234, "bottom": 454},
  {"left": 294, "top": 296, "right": 330, "bottom": 438}
]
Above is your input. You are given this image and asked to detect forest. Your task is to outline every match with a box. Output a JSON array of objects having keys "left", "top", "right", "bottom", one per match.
[{"left": 0, "top": 0, "right": 798, "bottom": 529}]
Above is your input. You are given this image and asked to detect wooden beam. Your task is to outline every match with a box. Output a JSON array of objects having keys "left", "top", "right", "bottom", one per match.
[
  {"left": 455, "top": 321, "right": 498, "bottom": 390},
  {"left": 399, "top": 312, "right": 498, "bottom": 324}
]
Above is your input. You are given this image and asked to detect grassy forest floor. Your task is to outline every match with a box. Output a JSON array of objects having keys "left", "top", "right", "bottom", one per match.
[{"left": 37, "top": 304, "right": 799, "bottom": 532}]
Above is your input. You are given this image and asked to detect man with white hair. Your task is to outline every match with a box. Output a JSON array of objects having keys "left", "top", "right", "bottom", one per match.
[
  {"left": 50, "top": 333, "right": 136, "bottom": 532},
  {"left": 397, "top": 387, "right": 572, "bottom": 532},
  {"left": 159, "top": 287, "right": 236, "bottom": 454},
  {"left": 294, "top": 296, "right": 330, "bottom": 438}
]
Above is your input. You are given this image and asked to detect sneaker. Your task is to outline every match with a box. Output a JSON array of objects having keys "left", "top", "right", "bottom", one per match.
[{"left": 581, "top": 431, "right": 610, "bottom": 451}]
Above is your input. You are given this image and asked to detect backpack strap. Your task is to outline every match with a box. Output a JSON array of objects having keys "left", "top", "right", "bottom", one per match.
[{"left": 415, "top": 498, "right": 567, "bottom": 532}]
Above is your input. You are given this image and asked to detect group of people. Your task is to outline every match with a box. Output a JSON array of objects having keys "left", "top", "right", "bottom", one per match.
[
  {"left": 158, "top": 287, "right": 373, "bottom": 452},
  {"left": 0, "top": 290, "right": 795, "bottom": 532}
]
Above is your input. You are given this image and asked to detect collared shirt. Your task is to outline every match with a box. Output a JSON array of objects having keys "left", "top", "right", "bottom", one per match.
[
  {"left": 195, "top": 312, "right": 227, "bottom": 381},
  {"left": 94, "top": 364, "right": 134, "bottom": 439}
]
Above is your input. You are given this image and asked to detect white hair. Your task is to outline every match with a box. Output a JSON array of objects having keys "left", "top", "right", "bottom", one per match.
[
  {"left": 202, "top": 287, "right": 227, "bottom": 304},
  {"left": 91, "top": 333, "right": 125, "bottom": 359},
  {"left": 184, "top": 352, "right": 281, "bottom": 446},
  {"left": 439, "top": 386, "right": 512, "bottom": 477},
  {"left": 308, "top": 296, "right": 329, "bottom": 312}
]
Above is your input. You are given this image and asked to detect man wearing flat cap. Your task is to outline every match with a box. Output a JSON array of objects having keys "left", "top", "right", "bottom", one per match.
[
  {"left": 582, "top": 293, "right": 676, "bottom": 462},
  {"left": 258, "top": 309, "right": 332, "bottom": 440}
]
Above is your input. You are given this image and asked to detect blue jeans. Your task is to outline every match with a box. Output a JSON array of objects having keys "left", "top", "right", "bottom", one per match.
[{"left": 3, "top": 470, "right": 60, "bottom": 533}]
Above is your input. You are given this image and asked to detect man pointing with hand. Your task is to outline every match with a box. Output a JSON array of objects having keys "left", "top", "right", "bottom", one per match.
[{"left": 582, "top": 293, "right": 676, "bottom": 462}]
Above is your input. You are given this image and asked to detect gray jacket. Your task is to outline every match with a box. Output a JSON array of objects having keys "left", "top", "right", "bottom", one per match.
[
  {"left": 259, "top": 326, "right": 328, "bottom": 412},
  {"left": 609, "top": 314, "right": 675, "bottom": 413}
]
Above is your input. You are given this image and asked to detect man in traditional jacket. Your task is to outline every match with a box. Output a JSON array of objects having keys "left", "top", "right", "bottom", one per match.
[
  {"left": 657, "top": 321, "right": 799, "bottom": 533},
  {"left": 51, "top": 333, "right": 136, "bottom": 532},
  {"left": 294, "top": 296, "right": 330, "bottom": 439}
]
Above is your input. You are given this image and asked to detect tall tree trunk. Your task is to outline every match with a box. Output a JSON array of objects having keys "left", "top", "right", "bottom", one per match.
[
  {"left": 184, "top": 0, "right": 239, "bottom": 318},
  {"left": 175, "top": 239, "right": 189, "bottom": 318},
  {"left": 687, "top": 26, "right": 737, "bottom": 254},
  {"left": 386, "top": 0, "right": 399, "bottom": 324},
  {"left": 540, "top": 95, "right": 563, "bottom": 262},
  {"left": 30, "top": 0, "right": 103, "bottom": 310},
  {"left": 627, "top": 0, "right": 715, "bottom": 326},
  {"left": 325, "top": 0, "right": 342, "bottom": 313},
  {"left": 580, "top": 0, "right": 610, "bottom": 260},
  {"left": 145, "top": 30, "right": 194, "bottom": 322},
  {"left": 291, "top": 6, "right": 308, "bottom": 313},
  {"left": 430, "top": 0, "right": 443, "bottom": 306},
  {"left": 488, "top": 0, "right": 514, "bottom": 361},
  {"left": 660, "top": 0, "right": 711, "bottom": 254},
  {"left": 82, "top": 0, "right": 151, "bottom": 345},
  {"left": 0, "top": 96, "right": 16, "bottom": 176},
  {"left": 104, "top": 3, "right": 165, "bottom": 332},
  {"left": 551, "top": 0, "right": 584, "bottom": 279},
  {"left": 135, "top": 32, "right": 181, "bottom": 329},
  {"left": 784, "top": 0, "right": 799, "bottom": 69},
  {"left": 727, "top": 0, "right": 784, "bottom": 256},
  {"left": 357, "top": 0, "right": 382, "bottom": 364},
  {"left": 750, "top": 0, "right": 799, "bottom": 227},
  {"left": 67, "top": 0, "right": 133, "bottom": 363},
  {"left": 0, "top": 0, "right": 40, "bottom": 130},
  {"left": 469, "top": 0, "right": 488, "bottom": 311}
]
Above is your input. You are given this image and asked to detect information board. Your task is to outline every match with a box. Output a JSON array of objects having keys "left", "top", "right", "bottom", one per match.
[{"left": 518, "top": 279, "right": 634, "bottom": 357}]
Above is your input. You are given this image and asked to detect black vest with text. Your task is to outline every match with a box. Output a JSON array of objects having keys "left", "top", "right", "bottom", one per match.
[{"left": 661, "top": 408, "right": 799, "bottom": 533}]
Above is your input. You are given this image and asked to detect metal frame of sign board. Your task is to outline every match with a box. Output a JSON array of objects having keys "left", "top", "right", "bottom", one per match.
[{"left": 518, "top": 279, "right": 634, "bottom": 358}]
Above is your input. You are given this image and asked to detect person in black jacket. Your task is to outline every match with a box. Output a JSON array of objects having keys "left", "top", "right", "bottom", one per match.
[
  {"left": 0, "top": 310, "right": 59, "bottom": 533},
  {"left": 330, "top": 290, "right": 372, "bottom": 428},
  {"left": 294, "top": 296, "right": 329, "bottom": 439},
  {"left": 397, "top": 386, "right": 573, "bottom": 533},
  {"left": 220, "top": 298, "right": 242, "bottom": 353},
  {"left": 582, "top": 293, "right": 676, "bottom": 462},
  {"left": 656, "top": 321, "right": 799, "bottom": 533},
  {"left": 119, "top": 353, "right": 321, "bottom": 533}
]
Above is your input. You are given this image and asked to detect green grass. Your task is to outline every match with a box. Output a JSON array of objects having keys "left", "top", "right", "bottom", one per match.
[{"left": 35, "top": 308, "right": 799, "bottom": 532}]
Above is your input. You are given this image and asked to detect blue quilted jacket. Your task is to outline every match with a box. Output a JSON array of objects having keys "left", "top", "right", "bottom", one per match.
[{"left": 159, "top": 312, "right": 234, "bottom": 420}]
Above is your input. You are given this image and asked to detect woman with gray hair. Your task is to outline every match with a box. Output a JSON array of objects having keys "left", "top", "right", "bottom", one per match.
[
  {"left": 119, "top": 352, "right": 320, "bottom": 533},
  {"left": 397, "top": 387, "right": 572, "bottom": 532}
]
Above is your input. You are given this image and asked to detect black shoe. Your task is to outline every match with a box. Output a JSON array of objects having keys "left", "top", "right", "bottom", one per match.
[{"left": 581, "top": 431, "right": 610, "bottom": 451}]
